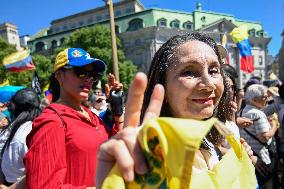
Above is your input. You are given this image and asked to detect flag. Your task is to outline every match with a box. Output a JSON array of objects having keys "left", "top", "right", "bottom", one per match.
[
  {"left": 0, "top": 79, "right": 9, "bottom": 87},
  {"left": 2, "top": 50, "right": 35, "bottom": 72},
  {"left": 31, "top": 71, "right": 42, "bottom": 94},
  {"left": 230, "top": 25, "right": 254, "bottom": 73},
  {"left": 221, "top": 33, "right": 230, "bottom": 64}
]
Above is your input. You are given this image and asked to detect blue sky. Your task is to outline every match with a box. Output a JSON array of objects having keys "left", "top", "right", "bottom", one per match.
[{"left": 0, "top": 0, "right": 282, "bottom": 55}]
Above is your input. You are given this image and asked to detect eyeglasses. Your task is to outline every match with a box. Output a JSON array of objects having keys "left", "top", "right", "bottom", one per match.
[{"left": 63, "top": 66, "right": 102, "bottom": 82}]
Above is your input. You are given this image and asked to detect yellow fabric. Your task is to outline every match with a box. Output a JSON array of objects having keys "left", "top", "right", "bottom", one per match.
[
  {"left": 54, "top": 48, "right": 69, "bottom": 71},
  {"left": 102, "top": 118, "right": 257, "bottom": 189},
  {"left": 230, "top": 25, "right": 249, "bottom": 43}
]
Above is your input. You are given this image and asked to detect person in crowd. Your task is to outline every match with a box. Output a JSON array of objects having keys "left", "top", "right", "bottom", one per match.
[
  {"left": 90, "top": 94, "right": 107, "bottom": 116},
  {"left": 0, "top": 88, "right": 41, "bottom": 186},
  {"left": 96, "top": 32, "right": 255, "bottom": 188},
  {"left": 24, "top": 48, "right": 124, "bottom": 188},
  {"left": 240, "top": 84, "right": 278, "bottom": 188},
  {"left": 0, "top": 113, "right": 9, "bottom": 130},
  {"left": 217, "top": 64, "right": 253, "bottom": 153}
]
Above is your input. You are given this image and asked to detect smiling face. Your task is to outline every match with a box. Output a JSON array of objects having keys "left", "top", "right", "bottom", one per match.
[
  {"left": 165, "top": 40, "right": 224, "bottom": 120},
  {"left": 57, "top": 64, "right": 95, "bottom": 102}
]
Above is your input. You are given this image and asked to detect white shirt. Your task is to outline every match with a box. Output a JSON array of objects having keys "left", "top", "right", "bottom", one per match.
[{"left": 1, "top": 121, "right": 32, "bottom": 183}]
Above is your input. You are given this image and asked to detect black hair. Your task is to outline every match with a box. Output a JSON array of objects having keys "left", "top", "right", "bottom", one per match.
[
  {"left": 1, "top": 88, "right": 42, "bottom": 156},
  {"left": 279, "top": 83, "right": 284, "bottom": 100},
  {"left": 49, "top": 73, "right": 60, "bottom": 102},
  {"left": 141, "top": 32, "right": 230, "bottom": 145},
  {"left": 221, "top": 64, "right": 238, "bottom": 121}
]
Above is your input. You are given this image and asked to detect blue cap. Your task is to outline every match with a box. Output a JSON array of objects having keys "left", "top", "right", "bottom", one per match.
[{"left": 55, "top": 48, "right": 106, "bottom": 73}]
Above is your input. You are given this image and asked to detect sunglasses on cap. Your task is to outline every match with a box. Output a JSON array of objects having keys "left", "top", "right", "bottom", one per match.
[{"left": 63, "top": 65, "right": 102, "bottom": 82}]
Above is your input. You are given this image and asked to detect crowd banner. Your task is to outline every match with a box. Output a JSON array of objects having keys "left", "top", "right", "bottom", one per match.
[
  {"left": 230, "top": 25, "right": 254, "bottom": 74},
  {"left": 2, "top": 50, "right": 35, "bottom": 72}
]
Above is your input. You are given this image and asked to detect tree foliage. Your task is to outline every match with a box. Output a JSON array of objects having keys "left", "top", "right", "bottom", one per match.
[
  {"left": 1, "top": 25, "right": 137, "bottom": 92},
  {"left": 64, "top": 25, "right": 137, "bottom": 90}
]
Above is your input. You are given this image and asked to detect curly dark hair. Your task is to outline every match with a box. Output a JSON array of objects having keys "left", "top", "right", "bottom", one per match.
[{"left": 141, "top": 32, "right": 230, "bottom": 145}]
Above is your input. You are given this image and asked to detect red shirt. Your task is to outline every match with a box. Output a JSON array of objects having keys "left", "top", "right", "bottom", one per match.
[{"left": 24, "top": 103, "right": 110, "bottom": 189}]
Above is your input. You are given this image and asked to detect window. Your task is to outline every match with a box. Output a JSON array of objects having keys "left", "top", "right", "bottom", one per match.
[
  {"left": 79, "top": 21, "right": 84, "bottom": 26},
  {"left": 125, "top": 8, "right": 131, "bottom": 14},
  {"left": 183, "top": 21, "right": 192, "bottom": 30},
  {"left": 258, "top": 56, "right": 263, "bottom": 65},
  {"left": 105, "top": 14, "right": 109, "bottom": 19},
  {"left": 157, "top": 18, "right": 167, "bottom": 27},
  {"left": 9, "top": 29, "right": 17, "bottom": 34},
  {"left": 257, "top": 30, "right": 264, "bottom": 37},
  {"left": 35, "top": 42, "right": 45, "bottom": 52},
  {"left": 55, "top": 27, "right": 60, "bottom": 32},
  {"left": 115, "top": 10, "right": 121, "bottom": 17},
  {"left": 249, "top": 29, "right": 256, "bottom": 36},
  {"left": 96, "top": 15, "right": 102, "bottom": 21},
  {"left": 87, "top": 17, "right": 93, "bottom": 24},
  {"left": 170, "top": 20, "right": 180, "bottom": 29},
  {"left": 51, "top": 40, "right": 57, "bottom": 49},
  {"left": 63, "top": 25, "right": 68, "bottom": 30},
  {"left": 115, "top": 25, "right": 120, "bottom": 33},
  {"left": 70, "top": 23, "right": 76, "bottom": 29},
  {"left": 127, "top": 18, "right": 144, "bottom": 31},
  {"left": 60, "top": 38, "right": 65, "bottom": 46},
  {"left": 201, "top": 16, "right": 206, "bottom": 22}
]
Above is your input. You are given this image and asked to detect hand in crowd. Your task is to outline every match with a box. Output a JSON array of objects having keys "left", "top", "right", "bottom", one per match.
[
  {"left": 236, "top": 117, "right": 253, "bottom": 128},
  {"left": 230, "top": 101, "right": 238, "bottom": 114},
  {"left": 105, "top": 73, "right": 123, "bottom": 99},
  {"left": 96, "top": 72, "right": 165, "bottom": 189},
  {"left": 240, "top": 138, "right": 257, "bottom": 166}
]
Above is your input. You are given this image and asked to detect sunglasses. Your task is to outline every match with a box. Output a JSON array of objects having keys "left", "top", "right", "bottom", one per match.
[{"left": 63, "top": 66, "right": 102, "bottom": 82}]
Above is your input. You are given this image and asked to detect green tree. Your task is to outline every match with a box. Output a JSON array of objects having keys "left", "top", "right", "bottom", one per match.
[
  {"left": 0, "top": 37, "right": 16, "bottom": 83},
  {"left": 64, "top": 25, "right": 137, "bottom": 91}
]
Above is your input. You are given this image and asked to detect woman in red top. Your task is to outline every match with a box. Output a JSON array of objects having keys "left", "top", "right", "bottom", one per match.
[{"left": 24, "top": 48, "right": 123, "bottom": 189}]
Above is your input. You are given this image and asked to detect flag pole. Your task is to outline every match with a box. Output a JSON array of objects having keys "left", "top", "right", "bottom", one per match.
[{"left": 104, "top": 0, "right": 120, "bottom": 82}]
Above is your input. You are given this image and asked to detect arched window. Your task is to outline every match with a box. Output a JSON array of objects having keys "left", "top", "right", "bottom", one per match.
[
  {"left": 51, "top": 40, "right": 57, "bottom": 49},
  {"left": 170, "top": 19, "right": 180, "bottom": 29},
  {"left": 35, "top": 42, "right": 45, "bottom": 52},
  {"left": 201, "top": 16, "right": 206, "bottom": 22},
  {"left": 183, "top": 21, "right": 192, "bottom": 30},
  {"left": 60, "top": 38, "right": 65, "bottom": 46},
  {"left": 157, "top": 18, "right": 167, "bottom": 27},
  {"left": 115, "top": 25, "right": 121, "bottom": 33},
  {"left": 249, "top": 29, "right": 256, "bottom": 36},
  {"left": 127, "top": 18, "right": 144, "bottom": 31},
  {"left": 257, "top": 30, "right": 264, "bottom": 37}
]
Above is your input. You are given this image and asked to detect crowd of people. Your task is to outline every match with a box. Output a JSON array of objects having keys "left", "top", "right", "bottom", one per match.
[{"left": 0, "top": 32, "right": 283, "bottom": 189}]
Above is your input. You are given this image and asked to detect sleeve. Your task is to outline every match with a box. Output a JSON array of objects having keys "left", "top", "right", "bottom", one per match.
[
  {"left": 254, "top": 113, "right": 270, "bottom": 135},
  {"left": 24, "top": 119, "right": 86, "bottom": 189},
  {"left": 262, "top": 102, "right": 280, "bottom": 116}
]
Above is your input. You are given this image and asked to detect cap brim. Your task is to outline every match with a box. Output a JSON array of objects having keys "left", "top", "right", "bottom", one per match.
[
  {"left": 217, "top": 44, "right": 228, "bottom": 59},
  {"left": 69, "top": 58, "right": 106, "bottom": 73}
]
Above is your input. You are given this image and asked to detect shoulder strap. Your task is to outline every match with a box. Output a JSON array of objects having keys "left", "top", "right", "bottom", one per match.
[
  {"left": 45, "top": 106, "right": 67, "bottom": 130},
  {"left": 243, "top": 128, "right": 267, "bottom": 147}
]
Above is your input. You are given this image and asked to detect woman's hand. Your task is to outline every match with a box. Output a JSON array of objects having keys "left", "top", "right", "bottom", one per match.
[
  {"left": 240, "top": 138, "right": 257, "bottom": 165},
  {"left": 236, "top": 117, "right": 253, "bottom": 128},
  {"left": 105, "top": 73, "right": 123, "bottom": 99},
  {"left": 96, "top": 72, "right": 164, "bottom": 189}
]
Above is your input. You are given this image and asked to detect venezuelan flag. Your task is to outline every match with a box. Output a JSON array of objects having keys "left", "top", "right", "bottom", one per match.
[
  {"left": 2, "top": 50, "right": 35, "bottom": 72},
  {"left": 230, "top": 25, "right": 254, "bottom": 73}
]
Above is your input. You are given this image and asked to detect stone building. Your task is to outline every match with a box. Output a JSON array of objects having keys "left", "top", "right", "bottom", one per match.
[
  {"left": 27, "top": 0, "right": 271, "bottom": 85},
  {"left": 0, "top": 22, "right": 21, "bottom": 50}
]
